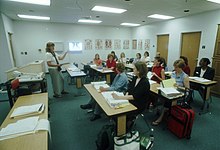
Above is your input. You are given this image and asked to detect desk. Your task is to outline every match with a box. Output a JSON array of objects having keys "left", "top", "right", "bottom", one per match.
[
  {"left": 90, "top": 66, "right": 114, "bottom": 84},
  {"left": 0, "top": 93, "right": 48, "bottom": 150},
  {"left": 84, "top": 84, "right": 136, "bottom": 136},
  {"left": 64, "top": 64, "right": 86, "bottom": 88},
  {"left": 189, "top": 79, "right": 217, "bottom": 112}
]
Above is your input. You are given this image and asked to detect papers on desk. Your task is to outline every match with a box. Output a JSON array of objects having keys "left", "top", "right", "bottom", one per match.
[
  {"left": 10, "top": 103, "right": 44, "bottom": 118},
  {"left": 0, "top": 116, "right": 50, "bottom": 141},
  {"left": 149, "top": 80, "right": 157, "bottom": 85},
  {"left": 91, "top": 81, "right": 109, "bottom": 92},
  {"left": 68, "top": 67, "right": 81, "bottom": 72},
  {"left": 162, "top": 78, "right": 176, "bottom": 88},
  {"left": 160, "top": 87, "right": 183, "bottom": 98},
  {"left": 189, "top": 76, "right": 211, "bottom": 82},
  {"left": 101, "top": 91, "right": 129, "bottom": 109}
]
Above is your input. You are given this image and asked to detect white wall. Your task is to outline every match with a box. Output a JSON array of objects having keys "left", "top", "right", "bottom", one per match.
[
  {"left": 0, "top": 14, "right": 14, "bottom": 82},
  {"left": 12, "top": 21, "right": 133, "bottom": 69},
  {"left": 132, "top": 9, "right": 220, "bottom": 70}
]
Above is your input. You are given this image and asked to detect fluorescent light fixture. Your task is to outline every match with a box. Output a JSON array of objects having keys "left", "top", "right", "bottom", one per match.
[
  {"left": 17, "top": 14, "right": 50, "bottom": 20},
  {"left": 92, "top": 6, "right": 127, "bottom": 14},
  {"left": 148, "top": 14, "right": 174, "bottom": 20},
  {"left": 9, "top": 0, "right": 50, "bottom": 6},
  {"left": 120, "top": 23, "right": 140, "bottom": 27},
  {"left": 78, "top": 19, "right": 102, "bottom": 23},
  {"left": 207, "top": 0, "right": 220, "bottom": 4}
]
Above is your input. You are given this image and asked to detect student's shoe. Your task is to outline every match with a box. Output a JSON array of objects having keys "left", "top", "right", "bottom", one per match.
[
  {"left": 61, "top": 91, "right": 69, "bottom": 94},
  {"left": 53, "top": 95, "right": 62, "bottom": 98},
  {"left": 80, "top": 104, "right": 92, "bottom": 109},
  {"left": 151, "top": 121, "right": 161, "bottom": 126},
  {"left": 90, "top": 114, "right": 101, "bottom": 121}
]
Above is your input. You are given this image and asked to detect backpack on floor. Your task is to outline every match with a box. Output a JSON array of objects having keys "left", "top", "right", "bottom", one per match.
[{"left": 96, "top": 124, "right": 114, "bottom": 150}]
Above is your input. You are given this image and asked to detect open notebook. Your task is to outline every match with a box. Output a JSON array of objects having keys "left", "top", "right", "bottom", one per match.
[
  {"left": 162, "top": 78, "right": 176, "bottom": 88},
  {"left": 91, "top": 81, "right": 110, "bottom": 92}
]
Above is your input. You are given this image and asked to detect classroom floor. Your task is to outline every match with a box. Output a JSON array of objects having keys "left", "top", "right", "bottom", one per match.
[{"left": 0, "top": 73, "right": 220, "bottom": 150}]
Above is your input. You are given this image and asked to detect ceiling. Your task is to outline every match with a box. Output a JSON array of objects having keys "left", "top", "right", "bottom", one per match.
[{"left": 1, "top": 0, "right": 220, "bottom": 27}]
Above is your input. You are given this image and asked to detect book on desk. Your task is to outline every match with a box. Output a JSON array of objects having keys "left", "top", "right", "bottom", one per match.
[{"left": 10, "top": 103, "right": 45, "bottom": 118}]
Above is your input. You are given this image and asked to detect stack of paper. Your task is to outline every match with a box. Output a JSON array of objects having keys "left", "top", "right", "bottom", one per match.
[
  {"left": 10, "top": 103, "right": 45, "bottom": 118},
  {"left": 68, "top": 67, "right": 80, "bottom": 72},
  {"left": 160, "top": 87, "right": 182, "bottom": 98},
  {"left": 189, "top": 76, "right": 211, "bottom": 82},
  {"left": 0, "top": 116, "right": 50, "bottom": 141},
  {"left": 101, "top": 91, "right": 129, "bottom": 109},
  {"left": 91, "top": 81, "right": 109, "bottom": 92}
]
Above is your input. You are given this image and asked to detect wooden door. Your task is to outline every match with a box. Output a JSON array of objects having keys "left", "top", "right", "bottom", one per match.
[
  {"left": 181, "top": 32, "right": 201, "bottom": 76},
  {"left": 212, "top": 25, "right": 220, "bottom": 95},
  {"left": 157, "top": 34, "right": 169, "bottom": 62}
]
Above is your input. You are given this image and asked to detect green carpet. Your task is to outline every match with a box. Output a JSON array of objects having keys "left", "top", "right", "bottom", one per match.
[{"left": 0, "top": 73, "right": 219, "bottom": 150}]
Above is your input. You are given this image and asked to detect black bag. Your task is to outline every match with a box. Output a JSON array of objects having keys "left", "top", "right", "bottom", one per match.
[{"left": 96, "top": 125, "right": 114, "bottom": 150}]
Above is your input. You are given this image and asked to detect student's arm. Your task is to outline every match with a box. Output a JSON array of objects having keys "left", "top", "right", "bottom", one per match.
[
  {"left": 152, "top": 69, "right": 165, "bottom": 81},
  {"left": 112, "top": 93, "right": 134, "bottom": 100},
  {"left": 183, "top": 76, "right": 190, "bottom": 89}
]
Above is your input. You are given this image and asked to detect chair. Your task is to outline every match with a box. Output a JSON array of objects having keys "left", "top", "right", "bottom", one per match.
[{"left": 6, "top": 79, "right": 31, "bottom": 108}]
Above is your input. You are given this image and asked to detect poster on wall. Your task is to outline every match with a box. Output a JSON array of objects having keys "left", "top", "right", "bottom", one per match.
[
  {"left": 84, "top": 39, "right": 93, "bottom": 50},
  {"left": 95, "top": 39, "right": 103, "bottom": 50},
  {"left": 114, "top": 39, "right": 121, "bottom": 50},
  {"left": 132, "top": 39, "right": 137, "bottom": 50},
  {"left": 123, "top": 40, "right": 129, "bottom": 50},
  {"left": 144, "top": 39, "right": 150, "bottom": 50},
  {"left": 138, "top": 39, "right": 143, "bottom": 50},
  {"left": 105, "top": 39, "right": 112, "bottom": 50}
]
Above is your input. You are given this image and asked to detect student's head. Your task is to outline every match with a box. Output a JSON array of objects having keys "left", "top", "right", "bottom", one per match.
[
  {"left": 144, "top": 51, "right": 149, "bottom": 57},
  {"left": 120, "top": 52, "right": 125, "bottom": 58},
  {"left": 95, "top": 53, "right": 100, "bottom": 59},
  {"left": 136, "top": 53, "right": 141, "bottom": 59},
  {"left": 134, "top": 61, "right": 148, "bottom": 78},
  {"left": 46, "top": 42, "right": 55, "bottom": 52},
  {"left": 107, "top": 54, "right": 114, "bottom": 61},
  {"left": 116, "top": 62, "right": 125, "bottom": 73},
  {"left": 111, "top": 51, "right": 116, "bottom": 56},
  {"left": 160, "top": 57, "right": 167, "bottom": 68},
  {"left": 199, "top": 58, "right": 211, "bottom": 67},
  {"left": 173, "top": 59, "right": 185, "bottom": 72},
  {"left": 180, "top": 56, "right": 188, "bottom": 65},
  {"left": 153, "top": 57, "right": 163, "bottom": 66}
]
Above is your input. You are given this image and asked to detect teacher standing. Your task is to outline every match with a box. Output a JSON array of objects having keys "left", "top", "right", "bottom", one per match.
[{"left": 46, "top": 42, "right": 68, "bottom": 98}]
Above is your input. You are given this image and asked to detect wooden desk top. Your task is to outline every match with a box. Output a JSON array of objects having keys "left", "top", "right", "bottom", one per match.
[
  {"left": 84, "top": 84, "right": 136, "bottom": 116},
  {"left": 189, "top": 79, "right": 217, "bottom": 86},
  {"left": 0, "top": 93, "right": 48, "bottom": 150},
  {"left": 90, "top": 66, "right": 114, "bottom": 74},
  {"left": 150, "top": 83, "right": 160, "bottom": 94}
]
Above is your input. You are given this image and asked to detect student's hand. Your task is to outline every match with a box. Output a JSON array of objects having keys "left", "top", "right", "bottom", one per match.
[
  {"left": 112, "top": 93, "right": 120, "bottom": 100},
  {"left": 173, "top": 83, "right": 178, "bottom": 87},
  {"left": 99, "top": 86, "right": 105, "bottom": 92}
]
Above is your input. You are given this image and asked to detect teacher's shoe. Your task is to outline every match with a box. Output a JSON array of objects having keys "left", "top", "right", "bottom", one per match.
[
  {"left": 80, "top": 104, "right": 92, "bottom": 109},
  {"left": 53, "top": 94, "right": 62, "bottom": 98}
]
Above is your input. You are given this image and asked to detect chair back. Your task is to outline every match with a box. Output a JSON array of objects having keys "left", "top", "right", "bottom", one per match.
[{"left": 11, "top": 79, "right": 20, "bottom": 90}]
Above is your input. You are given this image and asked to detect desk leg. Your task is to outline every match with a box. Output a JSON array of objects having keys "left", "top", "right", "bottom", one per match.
[
  {"left": 200, "top": 87, "right": 211, "bottom": 115},
  {"left": 117, "top": 115, "right": 126, "bottom": 136},
  {"left": 106, "top": 74, "right": 111, "bottom": 84},
  {"left": 76, "top": 77, "right": 82, "bottom": 88},
  {"left": 74, "top": 77, "right": 85, "bottom": 97}
]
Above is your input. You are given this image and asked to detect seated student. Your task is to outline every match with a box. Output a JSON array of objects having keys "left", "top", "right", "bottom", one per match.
[
  {"left": 180, "top": 56, "right": 190, "bottom": 76},
  {"left": 80, "top": 63, "right": 128, "bottom": 121},
  {"left": 132, "top": 53, "right": 141, "bottom": 64},
  {"left": 151, "top": 57, "right": 165, "bottom": 83},
  {"left": 112, "top": 62, "right": 150, "bottom": 130},
  {"left": 192, "top": 58, "right": 215, "bottom": 98},
  {"left": 152, "top": 59, "right": 189, "bottom": 126},
  {"left": 118, "top": 52, "right": 127, "bottom": 64},
  {"left": 111, "top": 51, "right": 118, "bottom": 61},
  {"left": 160, "top": 57, "right": 168, "bottom": 71},
  {"left": 93, "top": 53, "right": 102, "bottom": 66},
  {"left": 106, "top": 54, "right": 117, "bottom": 83},
  {"left": 141, "top": 51, "right": 151, "bottom": 63}
]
